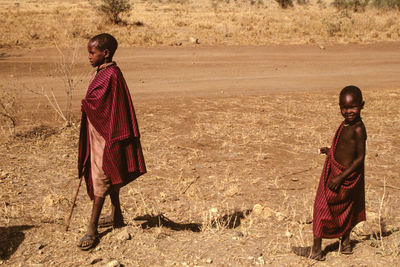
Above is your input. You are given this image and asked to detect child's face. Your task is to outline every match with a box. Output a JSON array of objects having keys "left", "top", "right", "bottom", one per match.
[
  {"left": 87, "top": 41, "right": 106, "bottom": 67},
  {"left": 339, "top": 93, "right": 363, "bottom": 124}
]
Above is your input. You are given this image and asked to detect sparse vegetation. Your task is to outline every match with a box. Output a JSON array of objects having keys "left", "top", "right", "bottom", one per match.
[
  {"left": 1, "top": 0, "right": 400, "bottom": 47},
  {"left": 275, "top": 0, "right": 294, "bottom": 8},
  {"left": 373, "top": 0, "right": 400, "bottom": 9},
  {"left": 332, "top": 0, "right": 370, "bottom": 12},
  {"left": 0, "top": 0, "right": 400, "bottom": 265},
  {"left": 0, "top": 87, "right": 18, "bottom": 136},
  {"left": 96, "top": 0, "right": 132, "bottom": 24}
]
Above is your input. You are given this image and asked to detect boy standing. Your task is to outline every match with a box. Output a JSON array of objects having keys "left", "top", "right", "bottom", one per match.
[
  {"left": 77, "top": 33, "right": 146, "bottom": 250},
  {"left": 293, "top": 86, "right": 367, "bottom": 260}
]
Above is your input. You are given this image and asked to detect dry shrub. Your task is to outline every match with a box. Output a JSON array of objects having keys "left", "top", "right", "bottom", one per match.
[
  {"left": 275, "top": 0, "right": 294, "bottom": 8},
  {"left": 373, "top": 0, "right": 400, "bottom": 9},
  {"left": 96, "top": 0, "right": 132, "bottom": 24},
  {"left": 1, "top": 1, "right": 400, "bottom": 47},
  {"left": 332, "top": 0, "right": 370, "bottom": 12},
  {"left": 0, "top": 86, "right": 20, "bottom": 137}
]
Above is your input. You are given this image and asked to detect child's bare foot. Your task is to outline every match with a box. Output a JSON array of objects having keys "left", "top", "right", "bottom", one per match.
[
  {"left": 340, "top": 234, "right": 353, "bottom": 254},
  {"left": 291, "top": 246, "right": 326, "bottom": 261},
  {"left": 340, "top": 244, "right": 353, "bottom": 254},
  {"left": 98, "top": 215, "right": 125, "bottom": 228}
]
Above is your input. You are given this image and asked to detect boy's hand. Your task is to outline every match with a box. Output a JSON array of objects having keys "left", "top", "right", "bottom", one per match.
[
  {"left": 328, "top": 175, "right": 344, "bottom": 192},
  {"left": 319, "top": 147, "right": 330, "bottom": 154}
]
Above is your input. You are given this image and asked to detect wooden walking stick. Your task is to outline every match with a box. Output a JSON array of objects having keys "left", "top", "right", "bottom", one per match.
[{"left": 65, "top": 176, "right": 84, "bottom": 231}]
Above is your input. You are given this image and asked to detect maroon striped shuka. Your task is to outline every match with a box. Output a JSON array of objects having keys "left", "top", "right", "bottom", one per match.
[
  {"left": 78, "top": 63, "right": 146, "bottom": 199},
  {"left": 313, "top": 122, "right": 365, "bottom": 238}
]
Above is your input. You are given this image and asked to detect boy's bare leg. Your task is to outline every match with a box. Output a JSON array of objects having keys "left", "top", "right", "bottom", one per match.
[
  {"left": 78, "top": 196, "right": 104, "bottom": 249},
  {"left": 340, "top": 233, "right": 353, "bottom": 254},
  {"left": 110, "top": 188, "right": 124, "bottom": 226},
  {"left": 88, "top": 196, "right": 105, "bottom": 234},
  {"left": 312, "top": 236, "right": 322, "bottom": 256}
]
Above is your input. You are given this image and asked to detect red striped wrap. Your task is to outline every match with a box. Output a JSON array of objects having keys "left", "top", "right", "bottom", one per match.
[
  {"left": 313, "top": 122, "right": 365, "bottom": 238},
  {"left": 78, "top": 64, "right": 146, "bottom": 199}
]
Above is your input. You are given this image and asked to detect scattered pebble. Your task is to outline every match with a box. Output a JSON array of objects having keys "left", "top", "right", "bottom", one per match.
[
  {"left": 116, "top": 229, "right": 131, "bottom": 242},
  {"left": 205, "top": 258, "right": 213, "bottom": 264},
  {"left": 234, "top": 231, "right": 244, "bottom": 237},
  {"left": 36, "top": 244, "right": 45, "bottom": 250},
  {"left": 189, "top": 37, "right": 200, "bottom": 44},
  {"left": 89, "top": 256, "right": 102, "bottom": 264},
  {"left": 102, "top": 260, "right": 120, "bottom": 267}
]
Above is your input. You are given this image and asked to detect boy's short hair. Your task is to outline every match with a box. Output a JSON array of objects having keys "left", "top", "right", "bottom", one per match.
[
  {"left": 340, "top": 85, "right": 363, "bottom": 104},
  {"left": 89, "top": 33, "right": 118, "bottom": 58}
]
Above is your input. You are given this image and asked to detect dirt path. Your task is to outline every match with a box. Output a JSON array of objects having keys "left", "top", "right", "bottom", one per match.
[{"left": 1, "top": 42, "right": 400, "bottom": 99}]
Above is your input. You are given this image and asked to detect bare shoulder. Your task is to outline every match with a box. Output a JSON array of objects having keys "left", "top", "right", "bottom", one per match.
[{"left": 354, "top": 120, "right": 367, "bottom": 141}]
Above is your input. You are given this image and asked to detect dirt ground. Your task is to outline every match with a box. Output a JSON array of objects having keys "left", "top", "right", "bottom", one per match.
[{"left": 0, "top": 43, "right": 400, "bottom": 266}]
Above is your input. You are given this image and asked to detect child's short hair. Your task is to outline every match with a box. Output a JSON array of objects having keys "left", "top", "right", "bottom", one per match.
[
  {"left": 340, "top": 85, "right": 363, "bottom": 104},
  {"left": 89, "top": 33, "right": 118, "bottom": 58}
]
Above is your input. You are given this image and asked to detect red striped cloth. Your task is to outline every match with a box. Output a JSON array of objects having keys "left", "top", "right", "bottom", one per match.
[
  {"left": 313, "top": 122, "right": 365, "bottom": 238},
  {"left": 78, "top": 63, "right": 146, "bottom": 199}
]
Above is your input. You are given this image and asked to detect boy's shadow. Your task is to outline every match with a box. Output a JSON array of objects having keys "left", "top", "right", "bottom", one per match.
[
  {"left": 0, "top": 225, "right": 34, "bottom": 260},
  {"left": 134, "top": 210, "right": 252, "bottom": 232}
]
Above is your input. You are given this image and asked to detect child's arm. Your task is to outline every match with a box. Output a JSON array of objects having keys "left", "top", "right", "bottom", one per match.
[{"left": 328, "top": 124, "right": 367, "bottom": 191}]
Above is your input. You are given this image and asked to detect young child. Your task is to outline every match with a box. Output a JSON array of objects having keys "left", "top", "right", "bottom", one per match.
[
  {"left": 293, "top": 85, "right": 367, "bottom": 260},
  {"left": 77, "top": 33, "right": 146, "bottom": 250}
]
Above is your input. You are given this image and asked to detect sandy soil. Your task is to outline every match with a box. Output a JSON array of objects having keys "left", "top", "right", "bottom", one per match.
[{"left": 0, "top": 44, "right": 399, "bottom": 266}]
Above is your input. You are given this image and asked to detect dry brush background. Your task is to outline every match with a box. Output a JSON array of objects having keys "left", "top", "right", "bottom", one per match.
[{"left": 0, "top": 0, "right": 400, "bottom": 48}]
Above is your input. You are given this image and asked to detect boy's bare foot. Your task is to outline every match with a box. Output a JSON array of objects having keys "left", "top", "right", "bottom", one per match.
[
  {"left": 340, "top": 233, "right": 353, "bottom": 254},
  {"left": 340, "top": 244, "right": 353, "bottom": 254},
  {"left": 98, "top": 215, "right": 125, "bottom": 228},
  {"left": 291, "top": 246, "right": 326, "bottom": 261}
]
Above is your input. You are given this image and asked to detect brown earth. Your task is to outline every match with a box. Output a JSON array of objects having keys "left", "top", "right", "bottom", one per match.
[{"left": 0, "top": 43, "right": 399, "bottom": 266}]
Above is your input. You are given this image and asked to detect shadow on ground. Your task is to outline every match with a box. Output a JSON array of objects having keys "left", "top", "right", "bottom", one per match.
[
  {"left": 0, "top": 225, "right": 34, "bottom": 260},
  {"left": 134, "top": 210, "right": 252, "bottom": 232}
]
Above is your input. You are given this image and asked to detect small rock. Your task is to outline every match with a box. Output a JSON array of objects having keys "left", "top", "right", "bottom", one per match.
[
  {"left": 90, "top": 256, "right": 102, "bottom": 264},
  {"left": 116, "top": 229, "right": 131, "bottom": 242},
  {"left": 36, "top": 244, "right": 45, "bottom": 250},
  {"left": 205, "top": 258, "right": 213, "bottom": 264},
  {"left": 102, "top": 260, "right": 120, "bottom": 267},
  {"left": 189, "top": 37, "right": 200, "bottom": 44},
  {"left": 252, "top": 204, "right": 263, "bottom": 214},
  {"left": 229, "top": 153, "right": 238, "bottom": 158},
  {"left": 175, "top": 41, "right": 182, "bottom": 46},
  {"left": 234, "top": 231, "right": 244, "bottom": 237}
]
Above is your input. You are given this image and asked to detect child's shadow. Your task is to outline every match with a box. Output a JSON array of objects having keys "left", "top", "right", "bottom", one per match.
[
  {"left": 134, "top": 210, "right": 252, "bottom": 232},
  {"left": 0, "top": 225, "right": 34, "bottom": 260}
]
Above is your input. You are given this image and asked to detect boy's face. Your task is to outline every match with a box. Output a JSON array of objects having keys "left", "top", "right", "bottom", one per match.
[
  {"left": 87, "top": 41, "right": 106, "bottom": 67},
  {"left": 339, "top": 93, "right": 364, "bottom": 124}
]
